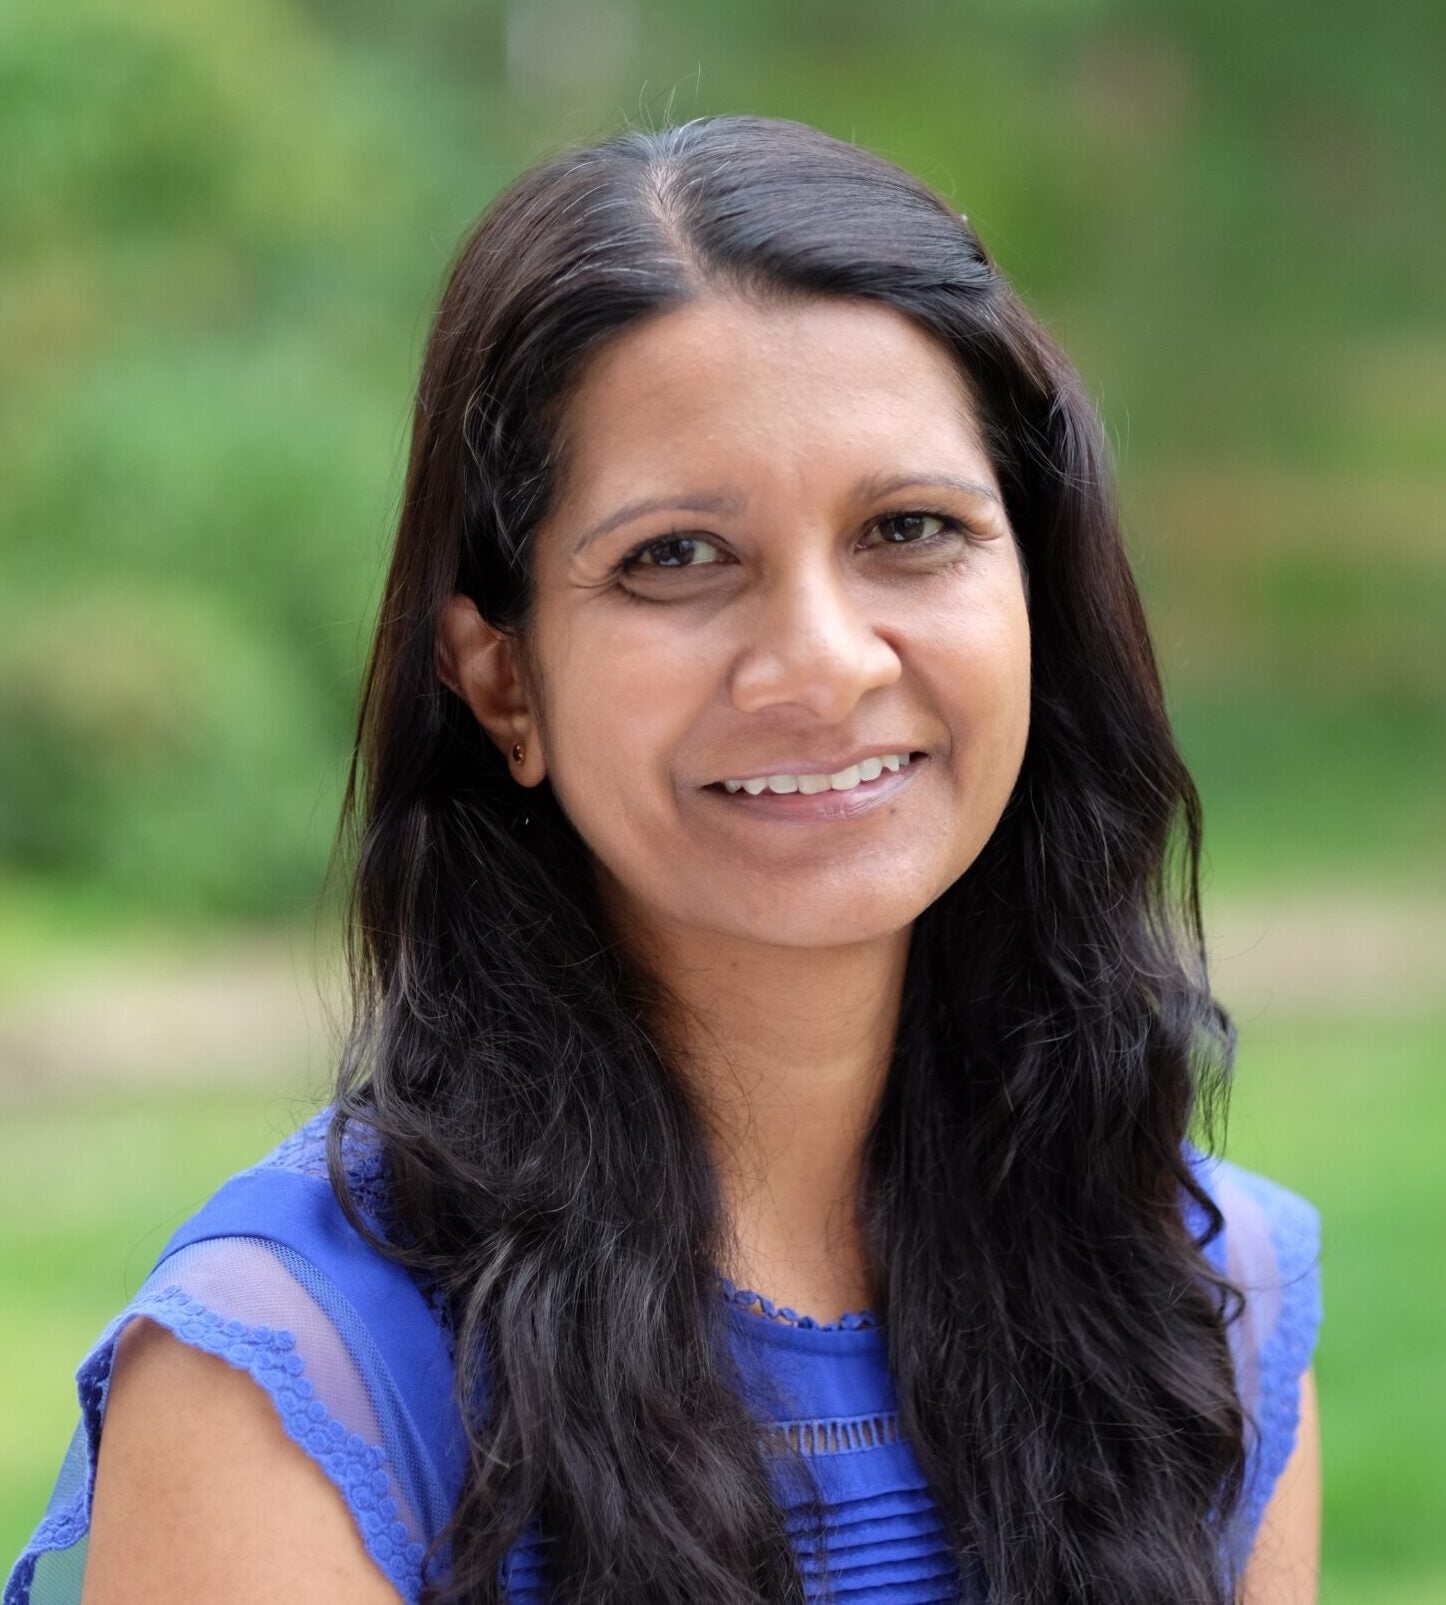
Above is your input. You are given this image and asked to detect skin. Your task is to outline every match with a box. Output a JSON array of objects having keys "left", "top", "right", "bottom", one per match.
[
  {"left": 80, "top": 291, "right": 1320, "bottom": 1601},
  {"left": 1241, "top": 1367, "right": 1323, "bottom": 1604},
  {"left": 82, "top": 1317, "right": 403, "bottom": 1605}
]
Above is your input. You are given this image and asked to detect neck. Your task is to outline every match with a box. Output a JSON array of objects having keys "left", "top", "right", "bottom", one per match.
[{"left": 618, "top": 903, "right": 911, "bottom": 1320}]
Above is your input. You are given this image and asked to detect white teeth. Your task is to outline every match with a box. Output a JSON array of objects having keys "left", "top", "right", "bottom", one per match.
[{"left": 718, "top": 752, "right": 916, "bottom": 795}]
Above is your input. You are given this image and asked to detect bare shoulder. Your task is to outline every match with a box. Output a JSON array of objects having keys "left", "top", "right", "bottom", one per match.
[
  {"left": 1239, "top": 1366, "right": 1322, "bottom": 1605},
  {"left": 81, "top": 1316, "right": 405, "bottom": 1605}
]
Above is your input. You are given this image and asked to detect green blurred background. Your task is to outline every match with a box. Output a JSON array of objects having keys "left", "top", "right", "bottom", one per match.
[{"left": 1, "top": 1, "right": 1442, "bottom": 1598}]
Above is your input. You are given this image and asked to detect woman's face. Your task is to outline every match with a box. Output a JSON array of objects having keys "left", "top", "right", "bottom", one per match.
[{"left": 516, "top": 293, "right": 1031, "bottom": 950}]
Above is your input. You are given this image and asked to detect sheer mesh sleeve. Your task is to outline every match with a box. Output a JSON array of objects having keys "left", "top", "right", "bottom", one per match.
[
  {"left": 5, "top": 1118, "right": 464, "bottom": 1605},
  {"left": 1190, "top": 1150, "right": 1324, "bottom": 1574}
]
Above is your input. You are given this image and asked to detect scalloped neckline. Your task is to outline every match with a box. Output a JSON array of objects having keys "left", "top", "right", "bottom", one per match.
[{"left": 716, "top": 1274, "right": 882, "bottom": 1332}]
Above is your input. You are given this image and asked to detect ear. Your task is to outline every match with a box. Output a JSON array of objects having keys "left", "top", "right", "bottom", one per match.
[{"left": 436, "top": 594, "right": 545, "bottom": 785}]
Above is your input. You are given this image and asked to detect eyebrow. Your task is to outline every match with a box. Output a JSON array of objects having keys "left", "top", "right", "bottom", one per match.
[
  {"left": 572, "top": 491, "right": 746, "bottom": 556},
  {"left": 571, "top": 470, "right": 1002, "bottom": 557}
]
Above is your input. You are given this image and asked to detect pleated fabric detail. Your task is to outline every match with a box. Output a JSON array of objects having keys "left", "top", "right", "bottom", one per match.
[{"left": 499, "top": 1423, "right": 967, "bottom": 1602}]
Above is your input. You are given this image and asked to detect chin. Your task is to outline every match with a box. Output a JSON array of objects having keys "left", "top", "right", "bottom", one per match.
[{"left": 705, "top": 893, "right": 926, "bottom": 951}]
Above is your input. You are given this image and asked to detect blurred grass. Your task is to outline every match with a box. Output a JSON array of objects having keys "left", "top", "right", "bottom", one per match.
[
  {"left": 0, "top": 1085, "right": 314, "bottom": 1567},
  {"left": 4, "top": 1007, "right": 1444, "bottom": 1600},
  {"left": 1223, "top": 1008, "right": 1446, "bottom": 1601}
]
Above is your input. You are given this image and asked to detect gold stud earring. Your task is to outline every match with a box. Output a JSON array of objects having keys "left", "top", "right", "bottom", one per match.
[{"left": 510, "top": 741, "right": 526, "bottom": 766}]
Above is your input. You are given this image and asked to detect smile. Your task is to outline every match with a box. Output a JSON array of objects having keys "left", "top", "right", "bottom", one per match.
[
  {"left": 718, "top": 751, "right": 918, "bottom": 796},
  {"left": 703, "top": 752, "right": 928, "bottom": 821}
]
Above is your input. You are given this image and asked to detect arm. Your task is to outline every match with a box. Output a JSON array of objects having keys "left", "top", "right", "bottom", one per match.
[
  {"left": 1239, "top": 1366, "right": 1321, "bottom": 1605},
  {"left": 81, "top": 1317, "right": 407, "bottom": 1605}
]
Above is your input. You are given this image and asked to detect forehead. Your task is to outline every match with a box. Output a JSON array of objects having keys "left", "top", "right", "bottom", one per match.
[{"left": 548, "top": 293, "right": 994, "bottom": 506}]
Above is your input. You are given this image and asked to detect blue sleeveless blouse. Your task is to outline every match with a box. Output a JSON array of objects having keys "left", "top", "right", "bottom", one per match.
[{"left": 5, "top": 1109, "right": 1322, "bottom": 1603}]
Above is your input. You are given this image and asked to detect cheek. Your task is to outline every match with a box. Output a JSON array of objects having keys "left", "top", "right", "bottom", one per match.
[
  {"left": 533, "top": 612, "right": 704, "bottom": 837},
  {"left": 918, "top": 573, "right": 1031, "bottom": 725},
  {"left": 909, "top": 580, "right": 1031, "bottom": 842},
  {"left": 983, "top": 595, "right": 1033, "bottom": 735},
  {"left": 972, "top": 602, "right": 1032, "bottom": 770}
]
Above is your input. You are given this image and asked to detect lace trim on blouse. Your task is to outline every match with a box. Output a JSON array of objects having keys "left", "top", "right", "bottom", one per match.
[{"left": 716, "top": 1275, "right": 882, "bottom": 1331}]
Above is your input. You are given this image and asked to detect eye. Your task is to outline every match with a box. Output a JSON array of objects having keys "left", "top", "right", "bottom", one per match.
[
  {"left": 862, "top": 509, "right": 965, "bottom": 549},
  {"left": 619, "top": 534, "right": 726, "bottom": 572}
]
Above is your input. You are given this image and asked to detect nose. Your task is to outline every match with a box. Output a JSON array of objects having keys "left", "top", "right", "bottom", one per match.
[{"left": 728, "top": 563, "right": 902, "bottom": 723}]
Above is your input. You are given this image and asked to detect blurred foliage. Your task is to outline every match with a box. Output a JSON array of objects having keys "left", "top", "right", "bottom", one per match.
[{"left": 1, "top": 0, "right": 1442, "bottom": 920}]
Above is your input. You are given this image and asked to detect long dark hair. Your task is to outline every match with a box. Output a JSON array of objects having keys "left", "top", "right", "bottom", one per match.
[{"left": 327, "top": 114, "right": 1248, "bottom": 1603}]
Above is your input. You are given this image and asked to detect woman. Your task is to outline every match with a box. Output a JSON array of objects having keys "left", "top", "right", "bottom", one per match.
[{"left": 9, "top": 115, "right": 1321, "bottom": 1604}]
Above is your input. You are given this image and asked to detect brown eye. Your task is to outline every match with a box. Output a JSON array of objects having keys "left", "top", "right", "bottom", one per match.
[
  {"left": 866, "top": 511, "right": 959, "bottom": 548},
  {"left": 623, "top": 535, "right": 725, "bottom": 571}
]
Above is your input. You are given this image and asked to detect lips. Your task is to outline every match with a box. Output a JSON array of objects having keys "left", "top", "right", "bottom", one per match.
[
  {"left": 706, "top": 748, "right": 929, "bottom": 791},
  {"left": 702, "top": 751, "right": 928, "bottom": 821}
]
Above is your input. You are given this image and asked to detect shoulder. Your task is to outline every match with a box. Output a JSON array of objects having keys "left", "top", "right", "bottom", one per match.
[
  {"left": 83, "top": 1314, "right": 408, "bottom": 1603},
  {"left": 141, "top": 1106, "right": 462, "bottom": 1466},
  {"left": 1183, "top": 1144, "right": 1325, "bottom": 1579},
  {"left": 1183, "top": 1146, "right": 1323, "bottom": 1408},
  {"left": 1239, "top": 1363, "right": 1321, "bottom": 1605},
  {"left": 1184, "top": 1146, "right": 1322, "bottom": 1294},
  {"left": 7, "top": 1107, "right": 465, "bottom": 1605}
]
